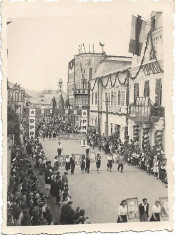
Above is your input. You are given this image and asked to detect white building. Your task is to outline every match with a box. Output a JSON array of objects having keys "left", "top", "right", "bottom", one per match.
[
  {"left": 128, "top": 11, "right": 164, "bottom": 154},
  {"left": 89, "top": 57, "right": 132, "bottom": 142}
]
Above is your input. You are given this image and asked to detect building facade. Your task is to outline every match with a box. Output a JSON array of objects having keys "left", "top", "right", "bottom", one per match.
[
  {"left": 89, "top": 57, "right": 132, "bottom": 142},
  {"left": 67, "top": 52, "right": 106, "bottom": 128},
  {"left": 88, "top": 12, "right": 164, "bottom": 155},
  {"left": 128, "top": 11, "right": 164, "bottom": 154},
  {"left": 39, "top": 79, "right": 66, "bottom": 117},
  {"left": 7, "top": 82, "right": 25, "bottom": 116}
]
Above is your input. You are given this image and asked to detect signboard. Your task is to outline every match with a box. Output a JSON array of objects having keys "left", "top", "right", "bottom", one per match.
[
  {"left": 29, "top": 108, "right": 36, "bottom": 138},
  {"left": 81, "top": 109, "right": 88, "bottom": 134},
  {"left": 159, "top": 197, "right": 169, "bottom": 217},
  {"left": 89, "top": 152, "right": 96, "bottom": 162},
  {"left": 59, "top": 154, "right": 82, "bottom": 166},
  {"left": 58, "top": 133, "right": 86, "bottom": 140},
  {"left": 82, "top": 110, "right": 87, "bottom": 118},
  {"left": 29, "top": 108, "right": 36, "bottom": 117},
  {"left": 126, "top": 197, "right": 139, "bottom": 220},
  {"left": 81, "top": 139, "right": 87, "bottom": 147}
]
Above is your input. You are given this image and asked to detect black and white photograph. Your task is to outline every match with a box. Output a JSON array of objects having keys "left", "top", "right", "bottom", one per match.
[{"left": 1, "top": 0, "right": 174, "bottom": 233}]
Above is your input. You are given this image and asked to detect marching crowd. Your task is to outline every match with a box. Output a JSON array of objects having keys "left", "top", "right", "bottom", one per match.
[
  {"left": 87, "top": 130, "right": 167, "bottom": 183},
  {"left": 37, "top": 117, "right": 81, "bottom": 140},
  {"left": 7, "top": 116, "right": 167, "bottom": 226}
]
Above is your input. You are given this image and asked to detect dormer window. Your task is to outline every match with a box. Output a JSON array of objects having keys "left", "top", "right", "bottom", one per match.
[{"left": 151, "top": 16, "right": 156, "bottom": 31}]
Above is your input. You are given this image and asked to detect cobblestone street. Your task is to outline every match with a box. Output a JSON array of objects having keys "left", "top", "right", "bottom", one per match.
[{"left": 41, "top": 138, "right": 168, "bottom": 224}]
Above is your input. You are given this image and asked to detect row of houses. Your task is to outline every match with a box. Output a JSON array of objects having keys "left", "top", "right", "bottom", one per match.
[
  {"left": 7, "top": 79, "right": 66, "bottom": 119},
  {"left": 67, "top": 11, "right": 164, "bottom": 154}
]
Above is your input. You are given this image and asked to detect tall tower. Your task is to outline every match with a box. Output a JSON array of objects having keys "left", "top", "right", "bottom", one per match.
[{"left": 58, "top": 78, "right": 63, "bottom": 93}]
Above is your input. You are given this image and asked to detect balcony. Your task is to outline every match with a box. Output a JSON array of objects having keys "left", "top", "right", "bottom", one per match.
[
  {"left": 108, "top": 106, "right": 122, "bottom": 113},
  {"left": 73, "top": 89, "right": 89, "bottom": 95},
  {"left": 129, "top": 97, "right": 165, "bottom": 123}
]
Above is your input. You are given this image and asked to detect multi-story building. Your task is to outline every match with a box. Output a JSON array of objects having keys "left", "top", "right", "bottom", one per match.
[
  {"left": 39, "top": 79, "right": 66, "bottom": 117},
  {"left": 67, "top": 51, "right": 132, "bottom": 131},
  {"left": 89, "top": 57, "right": 132, "bottom": 142},
  {"left": 67, "top": 52, "right": 106, "bottom": 127},
  {"left": 128, "top": 11, "right": 164, "bottom": 154},
  {"left": 7, "top": 82, "right": 25, "bottom": 116}
]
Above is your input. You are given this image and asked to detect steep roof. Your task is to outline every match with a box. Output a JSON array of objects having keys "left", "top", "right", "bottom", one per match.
[{"left": 94, "top": 59, "right": 131, "bottom": 79}]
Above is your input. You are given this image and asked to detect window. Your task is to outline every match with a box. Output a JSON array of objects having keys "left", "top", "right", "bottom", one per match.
[
  {"left": 118, "top": 90, "right": 121, "bottom": 105},
  {"left": 111, "top": 91, "right": 114, "bottom": 105},
  {"left": 134, "top": 83, "right": 139, "bottom": 103},
  {"left": 108, "top": 93, "right": 110, "bottom": 105},
  {"left": 121, "top": 91, "right": 125, "bottom": 106},
  {"left": 114, "top": 92, "right": 117, "bottom": 106},
  {"left": 95, "top": 92, "right": 98, "bottom": 104},
  {"left": 151, "top": 16, "right": 156, "bottom": 31},
  {"left": 89, "top": 68, "right": 93, "bottom": 81},
  {"left": 105, "top": 92, "right": 107, "bottom": 101},
  {"left": 144, "top": 81, "right": 150, "bottom": 97},
  {"left": 155, "top": 79, "right": 162, "bottom": 105},
  {"left": 110, "top": 123, "right": 113, "bottom": 134}
]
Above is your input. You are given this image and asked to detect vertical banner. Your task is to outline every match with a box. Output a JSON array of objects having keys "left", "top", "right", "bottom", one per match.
[
  {"left": 81, "top": 109, "right": 88, "bottom": 134},
  {"left": 29, "top": 108, "right": 36, "bottom": 138}
]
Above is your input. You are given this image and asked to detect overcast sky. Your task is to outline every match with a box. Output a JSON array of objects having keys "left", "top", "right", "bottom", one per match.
[{"left": 7, "top": 3, "right": 152, "bottom": 92}]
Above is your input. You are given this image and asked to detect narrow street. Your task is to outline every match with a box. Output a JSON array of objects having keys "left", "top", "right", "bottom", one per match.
[{"left": 41, "top": 138, "right": 168, "bottom": 223}]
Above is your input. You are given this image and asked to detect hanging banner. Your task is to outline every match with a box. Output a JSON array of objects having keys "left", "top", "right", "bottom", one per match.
[
  {"left": 29, "top": 108, "right": 36, "bottom": 138},
  {"left": 81, "top": 109, "right": 88, "bottom": 134}
]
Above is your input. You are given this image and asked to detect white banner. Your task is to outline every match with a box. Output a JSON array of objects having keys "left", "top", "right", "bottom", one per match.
[{"left": 29, "top": 108, "right": 36, "bottom": 138}]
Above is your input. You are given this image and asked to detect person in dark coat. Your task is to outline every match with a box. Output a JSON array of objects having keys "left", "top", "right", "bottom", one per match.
[
  {"left": 60, "top": 201, "right": 75, "bottom": 225},
  {"left": 139, "top": 198, "right": 149, "bottom": 222},
  {"left": 96, "top": 154, "right": 101, "bottom": 172},
  {"left": 85, "top": 156, "right": 90, "bottom": 173},
  {"left": 80, "top": 155, "right": 86, "bottom": 173},
  {"left": 21, "top": 208, "right": 32, "bottom": 226},
  {"left": 70, "top": 155, "right": 75, "bottom": 175},
  {"left": 65, "top": 155, "right": 70, "bottom": 172},
  {"left": 55, "top": 175, "right": 62, "bottom": 205}
]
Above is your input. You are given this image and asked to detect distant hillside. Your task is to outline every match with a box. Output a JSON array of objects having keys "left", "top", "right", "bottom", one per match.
[{"left": 8, "top": 81, "right": 41, "bottom": 98}]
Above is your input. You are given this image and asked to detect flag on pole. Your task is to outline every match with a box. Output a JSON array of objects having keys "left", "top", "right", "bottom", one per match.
[{"left": 129, "top": 15, "right": 147, "bottom": 56}]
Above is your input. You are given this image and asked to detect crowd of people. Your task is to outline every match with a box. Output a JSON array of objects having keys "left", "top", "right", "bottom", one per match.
[
  {"left": 7, "top": 141, "right": 53, "bottom": 226},
  {"left": 7, "top": 123, "right": 91, "bottom": 226},
  {"left": 87, "top": 131, "right": 167, "bottom": 183},
  {"left": 37, "top": 117, "right": 81, "bottom": 140},
  {"left": 7, "top": 114, "right": 168, "bottom": 226}
]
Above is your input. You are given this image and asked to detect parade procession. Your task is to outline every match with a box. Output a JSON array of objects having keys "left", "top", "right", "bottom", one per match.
[{"left": 5, "top": 6, "right": 171, "bottom": 229}]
